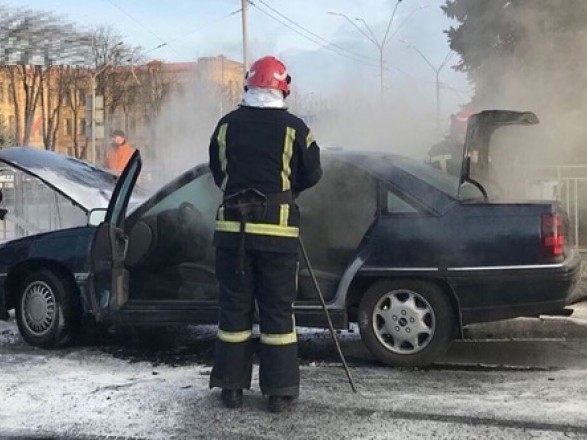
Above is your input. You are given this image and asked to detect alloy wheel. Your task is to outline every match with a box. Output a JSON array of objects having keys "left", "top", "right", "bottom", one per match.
[
  {"left": 372, "top": 289, "right": 436, "bottom": 355},
  {"left": 20, "top": 280, "right": 57, "bottom": 336}
]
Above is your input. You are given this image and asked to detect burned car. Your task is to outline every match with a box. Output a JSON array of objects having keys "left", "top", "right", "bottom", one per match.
[{"left": 0, "top": 110, "right": 581, "bottom": 367}]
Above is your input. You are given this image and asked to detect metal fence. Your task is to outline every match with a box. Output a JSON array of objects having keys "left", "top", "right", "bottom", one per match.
[{"left": 519, "top": 165, "right": 587, "bottom": 252}]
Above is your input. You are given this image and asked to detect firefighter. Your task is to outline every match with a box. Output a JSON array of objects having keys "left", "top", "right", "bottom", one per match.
[
  {"left": 426, "top": 108, "right": 474, "bottom": 176},
  {"left": 208, "top": 55, "right": 322, "bottom": 413},
  {"left": 105, "top": 129, "right": 136, "bottom": 174}
]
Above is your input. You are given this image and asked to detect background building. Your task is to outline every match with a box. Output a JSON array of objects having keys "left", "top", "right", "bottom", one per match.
[{"left": 0, "top": 55, "right": 243, "bottom": 163}]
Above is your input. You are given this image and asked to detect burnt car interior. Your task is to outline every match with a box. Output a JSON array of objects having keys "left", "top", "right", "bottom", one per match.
[
  {"left": 123, "top": 158, "right": 378, "bottom": 304},
  {"left": 296, "top": 159, "right": 378, "bottom": 301},
  {"left": 125, "top": 172, "right": 220, "bottom": 301}
]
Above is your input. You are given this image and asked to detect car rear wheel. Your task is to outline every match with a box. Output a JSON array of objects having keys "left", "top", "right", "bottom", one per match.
[
  {"left": 358, "top": 280, "right": 455, "bottom": 367},
  {"left": 16, "top": 270, "right": 81, "bottom": 348}
]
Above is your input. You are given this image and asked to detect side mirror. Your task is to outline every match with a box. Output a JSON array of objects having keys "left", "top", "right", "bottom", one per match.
[{"left": 87, "top": 208, "right": 107, "bottom": 226}]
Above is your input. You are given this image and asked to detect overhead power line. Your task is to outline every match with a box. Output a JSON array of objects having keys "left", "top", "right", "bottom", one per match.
[
  {"left": 255, "top": 0, "right": 379, "bottom": 63},
  {"left": 104, "top": 0, "right": 183, "bottom": 57},
  {"left": 248, "top": 1, "right": 381, "bottom": 69},
  {"left": 143, "top": 9, "right": 242, "bottom": 56}
]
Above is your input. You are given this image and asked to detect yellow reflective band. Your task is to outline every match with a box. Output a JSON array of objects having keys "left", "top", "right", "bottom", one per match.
[
  {"left": 281, "top": 127, "right": 295, "bottom": 191},
  {"left": 279, "top": 204, "right": 289, "bottom": 227},
  {"left": 217, "top": 328, "right": 252, "bottom": 343},
  {"left": 218, "top": 207, "right": 225, "bottom": 221},
  {"left": 216, "top": 220, "right": 299, "bottom": 238},
  {"left": 246, "top": 223, "right": 299, "bottom": 237},
  {"left": 429, "top": 154, "right": 452, "bottom": 172},
  {"left": 260, "top": 331, "right": 297, "bottom": 346},
  {"left": 216, "top": 221, "right": 240, "bottom": 233},
  {"left": 218, "top": 123, "right": 229, "bottom": 190},
  {"left": 306, "top": 131, "right": 314, "bottom": 149}
]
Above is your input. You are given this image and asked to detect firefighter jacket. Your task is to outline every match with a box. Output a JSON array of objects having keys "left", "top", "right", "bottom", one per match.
[
  {"left": 425, "top": 136, "right": 463, "bottom": 177},
  {"left": 209, "top": 106, "right": 322, "bottom": 253}
]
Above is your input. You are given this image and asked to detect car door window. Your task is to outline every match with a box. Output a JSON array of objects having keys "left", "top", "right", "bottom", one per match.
[
  {"left": 298, "top": 157, "right": 377, "bottom": 271},
  {"left": 385, "top": 190, "right": 419, "bottom": 214},
  {"left": 128, "top": 171, "right": 222, "bottom": 301},
  {"left": 143, "top": 172, "right": 220, "bottom": 219}
]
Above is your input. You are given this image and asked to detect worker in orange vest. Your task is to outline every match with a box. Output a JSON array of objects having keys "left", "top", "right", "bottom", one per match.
[{"left": 106, "top": 129, "right": 136, "bottom": 174}]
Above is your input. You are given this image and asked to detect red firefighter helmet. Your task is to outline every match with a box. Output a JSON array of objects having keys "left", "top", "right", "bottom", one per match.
[
  {"left": 245, "top": 56, "right": 291, "bottom": 96},
  {"left": 450, "top": 107, "right": 475, "bottom": 136}
]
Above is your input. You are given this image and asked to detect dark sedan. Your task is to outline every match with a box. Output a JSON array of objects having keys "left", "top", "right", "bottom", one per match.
[{"left": 0, "top": 110, "right": 581, "bottom": 367}]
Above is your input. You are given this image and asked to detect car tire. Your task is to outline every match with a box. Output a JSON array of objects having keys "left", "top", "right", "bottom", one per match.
[
  {"left": 358, "top": 279, "right": 455, "bottom": 367},
  {"left": 15, "top": 270, "right": 81, "bottom": 348}
]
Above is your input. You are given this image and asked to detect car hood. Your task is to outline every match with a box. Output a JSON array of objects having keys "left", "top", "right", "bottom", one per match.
[{"left": 0, "top": 147, "right": 134, "bottom": 213}]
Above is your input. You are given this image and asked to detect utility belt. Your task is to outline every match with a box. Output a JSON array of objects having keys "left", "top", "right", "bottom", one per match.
[
  {"left": 223, "top": 190, "right": 293, "bottom": 205},
  {"left": 218, "top": 189, "right": 298, "bottom": 274}
]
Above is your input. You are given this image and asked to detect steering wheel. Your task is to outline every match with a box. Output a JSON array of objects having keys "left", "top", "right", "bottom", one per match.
[{"left": 178, "top": 202, "right": 204, "bottom": 231}]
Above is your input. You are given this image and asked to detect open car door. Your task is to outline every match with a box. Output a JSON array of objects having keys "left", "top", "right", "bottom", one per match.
[
  {"left": 458, "top": 110, "right": 539, "bottom": 199},
  {"left": 88, "top": 151, "right": 142, "bottom": 321}
]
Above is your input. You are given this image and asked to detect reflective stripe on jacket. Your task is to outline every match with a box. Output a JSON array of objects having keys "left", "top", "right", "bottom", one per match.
[{"left": 209, "top": 106, "right": 321, "bottom": 252}]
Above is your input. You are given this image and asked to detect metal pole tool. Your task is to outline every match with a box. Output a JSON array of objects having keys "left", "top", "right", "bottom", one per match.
[{"left": 297, "top": 237, "right": 357, "bottom": 393}]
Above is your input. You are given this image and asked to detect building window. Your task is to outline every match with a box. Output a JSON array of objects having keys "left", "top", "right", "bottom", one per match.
[
  {"left": 0, "top": 83, "right": 4, "bottom": 103},
  {"left": 79, "top": 118, "right": 86, "bottom": 135},
  {"left": 65, "top": 118, "right": 73, "bottom": 136}
]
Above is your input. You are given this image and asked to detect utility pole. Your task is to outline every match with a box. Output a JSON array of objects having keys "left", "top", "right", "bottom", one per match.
[
  {"left": 400, "top": 40, "right": 453, "bottom": 133},
  {"left": 241, "top": 0, "right": 249, "bottom": 77},
  {"left": 329, "top": 3, "right": 428, "bottom": 101}
]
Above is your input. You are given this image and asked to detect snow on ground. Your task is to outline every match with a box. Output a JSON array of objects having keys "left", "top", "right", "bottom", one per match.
[{"left": 2, "top": 315, "right": 587, "bottom": 439}]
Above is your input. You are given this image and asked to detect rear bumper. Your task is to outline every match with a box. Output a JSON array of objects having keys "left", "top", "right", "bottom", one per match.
[{"left": 450, "top": 250, "right": 582, "bottom": 325}]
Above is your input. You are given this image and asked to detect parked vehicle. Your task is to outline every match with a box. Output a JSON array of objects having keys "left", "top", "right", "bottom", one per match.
[{"left": 0, "top": 110, "right": 581, "bottom": 367}]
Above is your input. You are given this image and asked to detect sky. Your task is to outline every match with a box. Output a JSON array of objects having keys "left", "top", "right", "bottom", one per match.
[{"left": 5, "top": 0, "right": 471, "bottom": 116}]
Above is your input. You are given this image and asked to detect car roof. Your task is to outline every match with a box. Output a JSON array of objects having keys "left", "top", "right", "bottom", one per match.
[{"left": 325, "top": 150, "right": 459, "bottom": 213}]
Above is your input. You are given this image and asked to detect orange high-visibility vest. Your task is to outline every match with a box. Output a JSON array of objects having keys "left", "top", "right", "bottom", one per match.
[{"left": 105, "top": 142, "right": 136, "bottom": 174}]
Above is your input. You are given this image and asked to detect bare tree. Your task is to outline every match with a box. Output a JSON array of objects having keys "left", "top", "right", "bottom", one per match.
[
  {"left": 0, "top": 5, "right": 92, "bottom": 145},
  {"left": 90, "top": 26, "right": 143, "bottom": 160},
  {"left": 133, "top": 60, "right": 175, "bottom": 155},
  {"left": 4, "top": 65, "right": 43, "bottom": 145},
  {"left": 62, "top": 67, "right": 91, "bottom": 158},
  {"left": 40, "top": 66, "right": 66, "bottom": 151},
  {"left": 0, "top": 117, "right": 15, "bottom": 147}
]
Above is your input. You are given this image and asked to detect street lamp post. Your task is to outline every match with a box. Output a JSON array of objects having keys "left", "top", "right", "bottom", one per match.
[
  {"left": 241, "top": 0, "right": 249, "bottom": 77},
  {"left": 329, "top": 3, "right": 428, "bottom": 101},
  {"left": 90, "top": 63, "right": 111, "bottom": 165},
  {"left": 89, "top": 42, "right": 123, "bottom": 165},
  {"left": 400, "top": 39, "right": 453, "bottom": 132}
]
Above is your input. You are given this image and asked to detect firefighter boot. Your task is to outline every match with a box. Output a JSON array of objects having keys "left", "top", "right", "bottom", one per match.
[
  {"left": 221, "top": 389, "right": 243, "bottom": 409},
  {"left": 268, "top": 395, "right": 296, "bottom": 413}
]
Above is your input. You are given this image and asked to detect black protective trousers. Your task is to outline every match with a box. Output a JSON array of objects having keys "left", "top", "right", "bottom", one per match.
[{"left": 209, "top": 247, "right": 300, "bottom": 397}]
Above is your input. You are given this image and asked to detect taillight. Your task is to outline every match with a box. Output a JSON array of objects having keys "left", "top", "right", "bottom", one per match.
[{"left": 541, "top": 213, "right": 565, "bottom": 258}]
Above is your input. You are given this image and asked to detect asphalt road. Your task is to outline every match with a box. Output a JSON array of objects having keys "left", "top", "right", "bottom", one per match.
[{"left": 1, "top": 311, "right": 587, "bottom": 439}]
